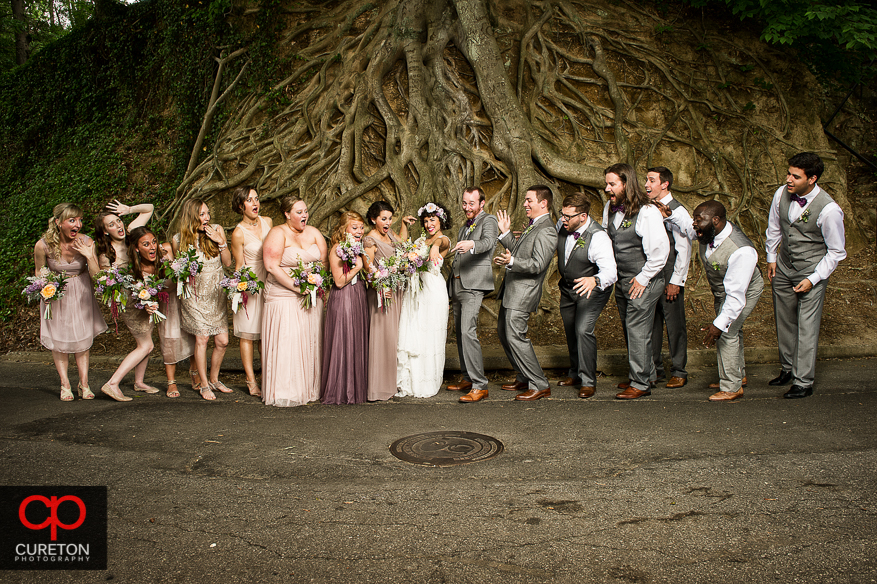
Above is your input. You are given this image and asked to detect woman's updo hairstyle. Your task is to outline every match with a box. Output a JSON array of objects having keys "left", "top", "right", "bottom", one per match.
[{"left": 365, "top": 201, "right": 394, "bottom": 226}]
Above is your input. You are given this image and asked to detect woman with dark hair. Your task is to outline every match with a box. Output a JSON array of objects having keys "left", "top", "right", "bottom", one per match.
[
  {"left": 172, "top": 198, "right": 233, "bottom": 400},
  {"left": 34, "top": 203, "right": 107, "bottom": 401},
  {"left": 92, "top": 200, "right": 154, "bottom": 271},
  {"left": 99, "top": 227, "right": 164, "bottom": 401},
  {"left": 320, "top": 211, "right": 369, "bottom": 404},
  {"left": 229, "top": 185, "right": 272, "bottom": 397},
  {"left": 362, "top": 201, "right": 416, "bottom": 401},
  {"left": 261, "top": 196, "right": 327, "bottom": 407},
  {"left": 396, "top": 202, "right": 452, "bottom": 398}
]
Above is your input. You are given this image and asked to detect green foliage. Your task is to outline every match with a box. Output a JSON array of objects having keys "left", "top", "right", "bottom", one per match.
[
  {"left": 0, "top": 0, "right": 254, "bottom": 319},
  {"left": 684, "top": 0, "right": 877, "bottom": 85}
]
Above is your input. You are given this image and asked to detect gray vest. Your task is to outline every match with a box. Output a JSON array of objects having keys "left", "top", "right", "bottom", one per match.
[
  {"left": 607, "top": 209, "right": 646, "bottom": 280},
  {"left": 699, "top": 224, "right": 763, "bottom": 301},
  {"left": 660, "top": 198, "right": 683, "bottom": 282},
  {"left": 778, "top": 188, "right": 834, "bottom": 274},
  {"left": 557, "top": 220, "right": 603, "bottom": 287}
]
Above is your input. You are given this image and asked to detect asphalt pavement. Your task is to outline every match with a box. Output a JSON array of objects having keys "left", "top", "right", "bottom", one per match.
[{"left": 1, "top": 356, "right": 876, "bottom": 583}]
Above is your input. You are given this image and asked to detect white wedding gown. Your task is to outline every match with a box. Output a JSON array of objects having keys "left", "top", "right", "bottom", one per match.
[{"left": 396, "top": 256, "right": 449, "bottom": 397}]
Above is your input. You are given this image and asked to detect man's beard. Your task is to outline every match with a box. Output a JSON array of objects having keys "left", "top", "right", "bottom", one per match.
[{"left": 696, "top": 223, "right": 717, "bottom": 246}]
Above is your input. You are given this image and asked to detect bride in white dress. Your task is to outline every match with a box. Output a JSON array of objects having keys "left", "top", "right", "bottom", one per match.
[{"left": 396, "top": 202, "right": 451, "bottom": 397}]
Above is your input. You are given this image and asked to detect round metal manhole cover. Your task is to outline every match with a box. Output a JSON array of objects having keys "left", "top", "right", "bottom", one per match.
[{"left": 389, "top": 431, "right": 504, "bottom": 467}]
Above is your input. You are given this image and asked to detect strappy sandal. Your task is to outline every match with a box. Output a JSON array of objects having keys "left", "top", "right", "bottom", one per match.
[
  {"left": 200, "top": 383, "right": 216, "bottom": 401},
  {"left": 246, "top": 380, "right": 262, "bottom": 397},
  {"left": 77, "top": 382, "right": 95, "bottom": 400},
  {"left": 60, "top": 386, "right": 74, "bottom": 401},
  {"left": 189, "top": 369, "right": 202, "bottom": 392},
  {"left": 166, "top": 380, "right": 180, "bottom": 398},
  {"left": 211, "top": 380, "right": 233, "bottom": 393},
  {"left": 134, "top": 383, "right": 160, "bottom": 394}
]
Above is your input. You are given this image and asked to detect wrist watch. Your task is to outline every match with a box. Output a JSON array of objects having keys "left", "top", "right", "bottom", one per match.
[{"left": 593, "top": 276, "right": 601, "bottom": 289}]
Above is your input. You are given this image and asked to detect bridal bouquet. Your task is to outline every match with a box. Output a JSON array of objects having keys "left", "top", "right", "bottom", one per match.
[
  {"left": 220, "top": 266, "right": 264, "bottom": 315},
  {"left": 127, "top": 274, "right": 168, "bottom": 324},
  {"left": 397, "top": 236, "right": 431, "bottom": 294},
  {"left": 93, "top": 266, "right": 134, "bottom": 332},
  {"left": 160, "top": 245, "right": 203, "bottom": 299},
  {"left": 335, "top": 233, "right": 364, "bottom": 284},
  {"left": 23, "top": 268, "right": 69, "bottom": 320},
  {"left": 288, "top": 260, "right": 332, "bottom": 309},
  {"left": 366, "top": 255, "right": 407, "bottom": 311}
]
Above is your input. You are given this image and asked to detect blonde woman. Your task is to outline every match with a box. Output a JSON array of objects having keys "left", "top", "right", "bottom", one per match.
[
  {"left": 172, "top": 198, "right": 233, "bottom": 400},
  {"left": 33, "top": 203, "right": 107, "bottom": 401},
  {"left": 229, "top": 186, "right": 272, "bottom": 397}
]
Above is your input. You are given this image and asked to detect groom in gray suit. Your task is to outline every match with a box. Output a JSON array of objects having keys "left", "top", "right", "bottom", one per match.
[
  {"left": 447, "top": 187, "right": 499, "bottom": 403},
  {"left": 494, "top": 185, "right": 559, "bottom": 401}
]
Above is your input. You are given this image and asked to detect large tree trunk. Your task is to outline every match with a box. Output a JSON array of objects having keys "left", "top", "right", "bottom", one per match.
[
  {"left": 169, "top": 0, "right": 862, "bottom": 252},
  {"left": 12, "top": 0, "right": 28, "bottom": 66}
]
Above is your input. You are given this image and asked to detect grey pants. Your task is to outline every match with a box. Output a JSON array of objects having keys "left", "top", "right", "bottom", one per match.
[
  {"left": 715, "top": 284, "right": 763, "bottom": 393},
  {"left": 452, "top": 280, "right": 488, "bottom": 389},
  {"left": 498, "top": 305, "right": 549, "bottom": 391},
  {"left": 772, "top": 266, "right": 828, "bottom": 387},
  {"left": 560, "top": 283, "right": 611, "bottom": 387},
  {"left": 615, "top": 276, "right": 664, "bottom": 392},
  {"left": 652, "top": 286, "right": 688, "bottom": 379}
]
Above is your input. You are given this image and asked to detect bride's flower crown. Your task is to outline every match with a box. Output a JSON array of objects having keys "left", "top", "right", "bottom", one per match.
[{"left": 417, "top": 202, "right": 447, "bottom": 221}]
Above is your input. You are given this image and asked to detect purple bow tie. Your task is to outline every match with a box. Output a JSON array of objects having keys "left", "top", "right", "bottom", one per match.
[
  {"left": 610, "top": 203, "right": 625, "bottom": 214},
  {"left": 708, "top": 241, "right": 716, "bottom": 249},
  {"left": 465, "top": 218, "right": 475, "bottom": 228},
  {"left": 790, "top": 193, "right": 808, "bottom": 207},
  {"left": 571, "top": 232, "right": 581, "bottom": 240}
]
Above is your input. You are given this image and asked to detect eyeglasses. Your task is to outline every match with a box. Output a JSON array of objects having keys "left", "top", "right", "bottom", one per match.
[{"left": 560, "top": 212, "right": 586, "bottom": 221}]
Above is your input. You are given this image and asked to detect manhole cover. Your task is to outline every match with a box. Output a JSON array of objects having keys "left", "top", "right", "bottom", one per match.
[{"left": 389, "top": 431, "right": 504, "bottom": 467}]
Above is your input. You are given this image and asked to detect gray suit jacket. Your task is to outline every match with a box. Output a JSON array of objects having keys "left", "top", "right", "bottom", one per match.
[
  {"left": 450, "top": 211, "right": 499, "bottom": 292},
  {"left": 496, "top": 215, "right": 559, "bottom": 313}
]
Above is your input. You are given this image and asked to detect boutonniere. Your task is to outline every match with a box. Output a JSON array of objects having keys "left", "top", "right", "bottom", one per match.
[
  {"left": 465, "top": 221, "right": 477, "bottom": 236},
  {"left": 620, "top": 219, "right": 632, "bottom": 229},
  {"left": 573, "top": 236, "right": 588, "bottom": 251},
  {"left": 798, "top": 208, "right": 811, "bottom": 223},
  {"left": 711, "top": 261, "right": 721, "bottom": 271}
]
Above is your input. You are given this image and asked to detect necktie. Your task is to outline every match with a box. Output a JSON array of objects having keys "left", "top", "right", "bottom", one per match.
[
  {"left": 790, "top": 193, "right": 807, "bottom": 207},
  {"left": 528, "top": 219, "right": 534, "bottom": 226},
  {"left": 465, "top": 218, "right": 475, "bottom": 228},
  {"left": 708, "top": 241, "right": 716, "bottom": 249}
]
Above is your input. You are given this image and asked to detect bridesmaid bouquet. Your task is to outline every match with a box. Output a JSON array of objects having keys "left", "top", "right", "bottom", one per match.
[
  {"left": 127, "top": 274, "right": 168, "bottom": 324},
  {"left": 366, "top": 255, "right": 407, "bottom": 311},
  {"left": 336, "top": 233, "right": 364, "bottom": 284},
  {"left": 23, "top": 268, "right": 69, "bottom": 320},
  {"left": 220, "top": 266, "right": 265, "bottom": 315},
  {"left": 161, "top": 245, "right": 203, "bottom": 299},
  {"left": 93, "top": 266, "right": 134, "bottom": 332},
  {"left": 289, "top": 261, "right": 332, "bottom": 309}
]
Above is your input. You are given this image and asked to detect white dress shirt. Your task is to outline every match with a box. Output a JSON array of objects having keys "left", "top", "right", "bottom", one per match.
[
  {"left": 501, "top": 212, "right": 550, "bottom": 268},
  {"left": 561, "top": 216, "right": 617, "bottom": 291},
  {"left": 666, "top": 217, "right": 758, "bottom": 332},
  {"left": 764, "top": 184, "right": 846, "bottom": 285},
  {"left": 601, "top": 201, "right": 670, "bottom": 286},
  {"left": 659, "top": 194, "right": 693, "bottom": 287}
]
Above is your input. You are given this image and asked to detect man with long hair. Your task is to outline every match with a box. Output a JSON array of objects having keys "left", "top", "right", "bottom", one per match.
[{"left": 602, "top": 163, "right": 669, "bottom": 400}]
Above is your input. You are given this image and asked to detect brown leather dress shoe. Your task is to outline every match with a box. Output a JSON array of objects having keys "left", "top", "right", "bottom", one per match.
[
  {"left": 578, "top": 386, "right": 595, "bottom": 399},
  {"left": 515, "top": 388, "right": 550, "bottom": 401},
  {"left": 709, "top": 376, "right": 747, "bottom": 390},
  {"left": 459, "top": 389, "right": 488, "bottom": 402},
  {"left": 447, "top": 380, "right": 472, "bottom": 392},
  {"left": 501, "top": 381, "right": 528, "bottom": 391},
  {"left": 558, "top": 377, "right": 577, "bottom": 387},
  {"left": 617, "top": 380, "right": 631, "bottom": 389},
  {"left": 666, "top": 376, "right": 687, "bottom": 388},
  {"left": 615, "top": 387, "right": 651, "bottom": 400},
  {"left": 709, "top": 388, "right": 743, "bottom": 401}
]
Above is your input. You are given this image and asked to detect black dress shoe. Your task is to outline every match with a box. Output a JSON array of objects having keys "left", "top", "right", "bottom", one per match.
[
  {"left": 783, "top": 385, "right": 813, "bottom": 399},
  {"left": 768, "top": 370, "right": 793, "bottom": 386}
]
